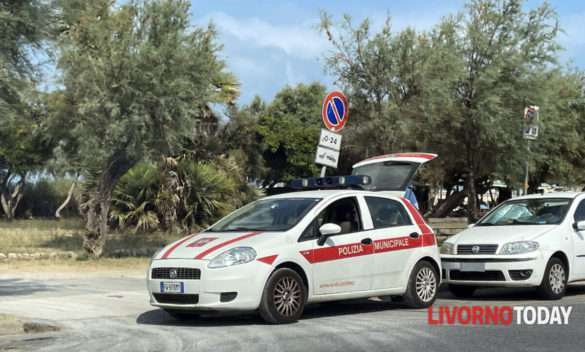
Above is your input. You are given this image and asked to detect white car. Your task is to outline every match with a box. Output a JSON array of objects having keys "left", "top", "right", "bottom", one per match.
[
  {"left": 148, "top": 153, "right": 442, "bottom": 323},
  {"left": 441, "top": 192, "right": 585, "bottom": 299}
]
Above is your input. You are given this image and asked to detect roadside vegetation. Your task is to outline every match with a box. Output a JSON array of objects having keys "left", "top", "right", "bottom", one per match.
[
  {"left": 0, "top": 314, "right": 22, "bottom": 337},
  {"left": 1, "top": 0, "right": 585, "bottom": 259}
]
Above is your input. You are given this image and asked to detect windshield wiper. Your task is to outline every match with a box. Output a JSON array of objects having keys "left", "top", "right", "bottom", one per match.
[{"left": 226, "top": 227, "right": 264, "bottom": 232}]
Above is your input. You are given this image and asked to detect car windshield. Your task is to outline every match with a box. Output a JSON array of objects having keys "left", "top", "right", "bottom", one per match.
[
  {"left": 477, "top": 198, "right": 572, "bottom": 226},
  {"left": 207, "top": 198, "right": 321, "bottom": 232}
]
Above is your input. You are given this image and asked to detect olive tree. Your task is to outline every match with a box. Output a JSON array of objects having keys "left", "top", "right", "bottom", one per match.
[{"left": 57, "top": 0, "right": 234, "bottom": 256}]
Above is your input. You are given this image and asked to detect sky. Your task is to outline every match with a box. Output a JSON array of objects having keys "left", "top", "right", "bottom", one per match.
[{"left": 191, "top": 0, "right": 585, "bottom": 105}]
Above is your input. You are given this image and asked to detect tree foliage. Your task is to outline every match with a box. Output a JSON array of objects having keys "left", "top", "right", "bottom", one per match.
[
  {"left": 321, "top": 0, "right": 581, "bottom": 219},
  {"left": 256, "top": 83, "right": 325, "bottom": 184},
  {"left": 56, "top": 0, "right": 235, "bottom": 256},
  {"left": 0, "top": 1, "right": 58, "bottom": 219}
]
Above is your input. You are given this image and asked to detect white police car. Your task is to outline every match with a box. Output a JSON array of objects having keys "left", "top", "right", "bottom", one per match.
[
  {"left": 441, "top": 192, "right": 585, "bottom": 299},
  {"left": 148, "top": 153, "right": 441, "bottom": 323}
]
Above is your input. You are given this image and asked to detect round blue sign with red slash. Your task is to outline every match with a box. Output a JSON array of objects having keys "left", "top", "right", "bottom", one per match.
[{"left": 322, "top": 91, "right": 349, "bottom": 132}]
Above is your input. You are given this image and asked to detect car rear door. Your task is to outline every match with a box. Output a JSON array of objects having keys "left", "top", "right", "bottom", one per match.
[
  {"left": 298, "top": 196, "right": 374, "bottom": 295},
  {"left": 362, "top": 196, "right": 425, "bottom": 290}
]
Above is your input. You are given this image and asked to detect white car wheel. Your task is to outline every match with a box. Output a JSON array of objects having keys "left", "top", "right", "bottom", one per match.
[{"left": 538, "top": 257, "right": 567, "bottom": 300}]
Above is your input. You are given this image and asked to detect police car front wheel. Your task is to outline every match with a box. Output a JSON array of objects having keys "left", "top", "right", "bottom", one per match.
[
  {"left": 403, "top": 260, "right": 438, "bottom": 308},
  {"left": 259, "top": 268, "right": 307, "bottom": 324}
]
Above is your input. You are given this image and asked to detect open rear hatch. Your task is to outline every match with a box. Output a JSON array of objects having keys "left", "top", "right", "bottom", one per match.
[{"left": 351, "top": 153, "right": 438, "bottom": 195}]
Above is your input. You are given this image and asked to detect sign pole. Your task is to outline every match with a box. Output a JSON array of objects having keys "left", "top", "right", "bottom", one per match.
[
  {"left": 522, "top": 105, "right": 539, "bottom": 195},
  {"left": 320, "top": 166, "right": 327, "bottom": 177},
  {"left": 524, "top": 142, "right": 530, "bottom": 195}
]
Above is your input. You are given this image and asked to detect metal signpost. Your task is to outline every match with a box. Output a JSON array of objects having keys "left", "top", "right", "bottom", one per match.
[
  {"left": 316, "top": 91, "right": 349, "bottom": 176},
  {"left": 523, "top": 105, "right": 539, "bottom": 194}
]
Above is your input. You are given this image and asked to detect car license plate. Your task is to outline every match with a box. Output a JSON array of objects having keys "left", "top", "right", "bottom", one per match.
[
  {"left": 160, "top": 282, "right": 184, "bottom": 294},
  {"left": 460, "top": 262, "right": 485, "bottom": 272}
]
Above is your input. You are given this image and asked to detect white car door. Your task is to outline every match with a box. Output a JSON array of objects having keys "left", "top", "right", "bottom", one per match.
[
  {"left": 571, "top": 197, "right": 585, "bottom": 279},
  {"left": 298, "top": 196, "right": 374, "bottom": 295},
  {"left": 362, "top": 195, "right": 427, "bottom": 290}
]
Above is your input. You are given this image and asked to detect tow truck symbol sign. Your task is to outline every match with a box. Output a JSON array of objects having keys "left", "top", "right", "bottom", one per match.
[{"left": 317, "top": 151, "right": 336, "bottom": 163}]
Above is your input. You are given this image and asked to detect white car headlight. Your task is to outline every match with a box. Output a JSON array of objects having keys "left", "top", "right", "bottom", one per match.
[
  {"left": 440, "top": 242, "right": 455, "bottom": 255},
  {"left": 208, "top": 247, "right": 257, "bottom": 269},
  {"left": 499, "top": 241, "right": 539, "bottom": 255}
]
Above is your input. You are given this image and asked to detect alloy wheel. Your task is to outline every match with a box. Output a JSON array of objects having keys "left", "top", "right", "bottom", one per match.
[
  {"left": 415, "top": 267, "right": 437, "bottom": 302},
  {"left": 273, "top": 276, "right": 302, "bottom": 317},
  {"left": 549, "top": 263, "right": 566, "bottom": 295}
]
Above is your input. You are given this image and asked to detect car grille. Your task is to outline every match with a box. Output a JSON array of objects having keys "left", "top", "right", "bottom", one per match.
[
  {"left": 457, "top": 244, "right": 498, "bottom": 255},
  {"left": 449, "top": 270, "right": 505, "bottom": 281},
  {"left": 151, "top": 268, "right": 201, "bottom": 280},
  {"left": 153, "top": 293, "right": 199, "bottom": 305}
]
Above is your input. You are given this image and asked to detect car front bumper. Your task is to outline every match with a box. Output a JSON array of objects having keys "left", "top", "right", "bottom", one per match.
[
  {"left": 440, "top": 253, "right": 546, "bottom": 287},
  {"left": 147, "top": 259, "right": 272, "bottom": 311}
]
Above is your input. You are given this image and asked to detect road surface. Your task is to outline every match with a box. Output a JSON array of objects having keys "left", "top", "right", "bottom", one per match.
[{"left": 0, "top": 272, "right": 584, "bottom": 352}]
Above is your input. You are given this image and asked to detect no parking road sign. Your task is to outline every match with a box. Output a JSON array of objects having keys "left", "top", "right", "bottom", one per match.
[{"left": 322, "top": 91, "right": 349, "bottom": 132}]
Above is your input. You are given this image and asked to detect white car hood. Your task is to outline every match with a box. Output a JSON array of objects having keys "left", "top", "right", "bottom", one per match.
[
  {"left": 154, "top": 231, "right": 283, "bottom": 260},
  {"left": 451, "top": 225, "right": 557, "bottom": 245}
]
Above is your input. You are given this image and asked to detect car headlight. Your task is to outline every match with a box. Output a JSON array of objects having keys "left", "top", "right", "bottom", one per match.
[
  {"left": 208, "top": 247, "right": 257, "bottom": 269},
  {"left": 440, "top": 242, "right": 455, "bottom": 255},
  {"left": 499, "top": 241, "right": 539, "bottom": 255}
]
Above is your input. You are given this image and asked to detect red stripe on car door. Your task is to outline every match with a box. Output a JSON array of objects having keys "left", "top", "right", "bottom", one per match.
[
  {"left": 300, "top": 232, "right": 434, "bottom": 264},
  {"left": 300, "top": 242, "right": 373, "bottom": 264},
  {"left": 401, "top": 197, "right": 436, "bottom": 246},
  {"left": 195, "top": 232, "right": 260, "bottom": 260}
]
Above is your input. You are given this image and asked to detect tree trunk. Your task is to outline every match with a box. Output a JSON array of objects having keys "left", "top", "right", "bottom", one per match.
[
  {"left": 82, "top": 186, "right": 113, "bottom": 258},
  {"left": 428, "top": 191, "right": 466, "bottom": 218},
  {"left": 55, "top": 179, "right": 77, "bottom": 219},
  {"left": 81, "top": 158, "right": 133, "bottom": 257},
  {"left": 0, "top": 179, "right": 24, "bottom": 220},
  {"left": 466, "top": 171, "right": 479, "bottom": 222}
]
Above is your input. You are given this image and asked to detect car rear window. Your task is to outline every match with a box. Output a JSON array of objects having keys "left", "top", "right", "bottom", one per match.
[{"left": 365, "top": 196, "right": 412, "bottom": 228}]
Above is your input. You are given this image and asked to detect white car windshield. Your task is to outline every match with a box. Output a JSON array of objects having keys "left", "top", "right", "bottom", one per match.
[
  {"left": 208, "top": 198, "right": 321, "bottom": 232},
  {"left": 477, "top": 198, "right": 572, "bottom": 226}
]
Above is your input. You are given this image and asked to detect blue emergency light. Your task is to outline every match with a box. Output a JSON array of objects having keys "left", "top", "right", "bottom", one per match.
[{"left": 288, "top": 175, "right": 371, "bottom": 190}]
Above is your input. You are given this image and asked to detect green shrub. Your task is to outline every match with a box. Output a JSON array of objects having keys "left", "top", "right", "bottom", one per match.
[
  {"left": 109, "top": 158, "right": 262, "bottom": 233},
  {"left": 17, "top": 178, "right": 79, "bottom": 218},
  {"left": 178, "top": 160, "right": 237, "bottom": 228},
  {"left": 110, "top": 163, "right": 162, "bottom": 233}
]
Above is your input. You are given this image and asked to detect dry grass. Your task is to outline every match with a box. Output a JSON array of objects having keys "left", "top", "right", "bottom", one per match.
[
  {"left": 0, "top": 219, "right": 188, "bottom": 274},
  {"left": 0, "top": 257, "right": 150, "bottom": 276},
  {"left": 0, "top": 314, "right": 23, "bottom": 336},
  {"left": 0, "top": 218, "right": 84, "bottom": 254},
  {"left": 0, "top": 218, "right": 185, "bottom": 258}
]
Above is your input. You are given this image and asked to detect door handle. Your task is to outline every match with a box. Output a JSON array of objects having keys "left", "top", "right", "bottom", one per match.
[
  {"left": 361, "top": 237, "right": 373, "bottom": 245},
  {"left": 409, "top": 232, "right": 420, "bottom": 239}
]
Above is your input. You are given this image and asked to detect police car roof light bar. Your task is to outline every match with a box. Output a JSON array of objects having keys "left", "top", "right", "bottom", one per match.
[{"left": 288, "top": 175, "right": 371, "bottom": 190}]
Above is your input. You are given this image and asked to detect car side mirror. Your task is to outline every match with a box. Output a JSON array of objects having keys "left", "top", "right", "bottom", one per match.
[
  {"left": 317, "top": 223, "right": 341, "bottom": 246},
  {"left": 467, "top": 223, "right": 475, "bottom": 229},
  {"left": 574, "top": 221, "right": 585, "bottom": 232}
]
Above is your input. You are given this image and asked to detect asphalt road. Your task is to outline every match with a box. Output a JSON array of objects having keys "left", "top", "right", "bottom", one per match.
[{"left": 1, "top": 273, "right": 584, "bottom": 352}]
